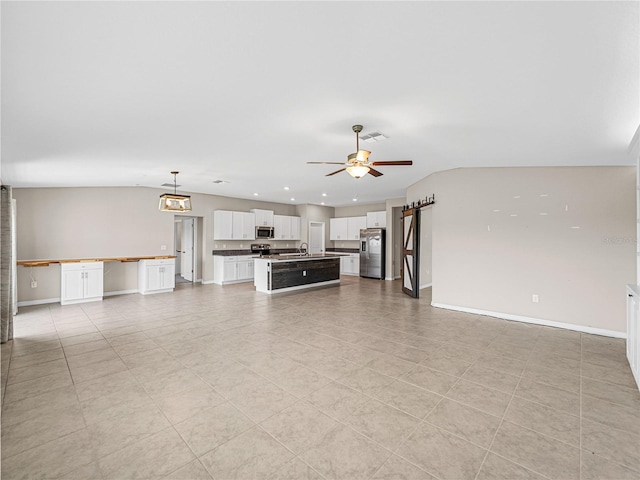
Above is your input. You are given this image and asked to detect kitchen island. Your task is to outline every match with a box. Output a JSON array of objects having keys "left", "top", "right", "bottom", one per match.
[{"left": 254, "top": 254, "right": 341, "bottom": 294}]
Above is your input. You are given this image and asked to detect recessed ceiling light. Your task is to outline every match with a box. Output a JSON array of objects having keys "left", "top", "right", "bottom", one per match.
[
  {"left": 284, "top": 186, "right": 290, "bottom": 190},
  {"left": 352, "top": 198, "right": 357, "bottom": 202},
  {"left": 571, "top": 226, "right": 580, "bottom": 229},
  {"left": 513, "top": 195, "right": 521, "bottom": 199},
  {"left": 322, "top": 193, "right": 327, "bottom": 197},
  {"left": 321, "top": 202, "right": 325, "bottom": 205},
  {"left": 290, "top": 197, "right": 295, "bottom": 201},
  {"left": 510, "top": 214, "right": 518, "bottom": 217},
  {"left": 253, "top": 193, "right": 259, "bottom": 196},
  {"left": 540, "top": 194, "right": 549, "bottom": 197},
  {"left": 539, "top": 212, "right": 548, "bottom": 216},
  {"left": 493, "top": 209, "right": 501, "bottom": 212}
]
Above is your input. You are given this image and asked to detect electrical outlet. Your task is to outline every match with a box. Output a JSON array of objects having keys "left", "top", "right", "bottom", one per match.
[
  {"left": 31, "top": 280, "right": 37, "bottom": 288},
  {"left": 303, "top": 270, "right": 307, "bottom": 277},
  {"left": 240, "top": 243, "right": 243, "bottom": 248},
  {"left": 532, "top": 294, "right": 539, "bottom": 303},
  {"left": 160, "top": 245, "right": 167, "bottom": 251}
]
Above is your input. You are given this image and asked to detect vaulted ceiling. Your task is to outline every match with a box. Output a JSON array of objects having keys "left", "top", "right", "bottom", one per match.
[{"left": 1, "top": 1, "right": 638, "bottom": 206}]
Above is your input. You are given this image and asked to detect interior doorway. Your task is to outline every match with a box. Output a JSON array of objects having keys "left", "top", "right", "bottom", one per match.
[
  {"left": 308, "top": 222, "right": 325, "bottom": 254},
  {"left": 174, "top": 216, "right": 203, "bottom": 284}
]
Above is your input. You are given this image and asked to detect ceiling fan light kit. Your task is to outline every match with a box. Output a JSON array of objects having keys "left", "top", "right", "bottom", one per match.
[
  {"left": 307, "top": 124, "right": 412, "bottom": 179},
  {"left": 159, "top": 171, "right": 192, "bottom": 212}
]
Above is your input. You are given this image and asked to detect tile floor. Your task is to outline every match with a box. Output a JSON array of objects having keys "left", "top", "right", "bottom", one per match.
[{"left": 1, "top": 277, "right": 639, "bottom": 479}]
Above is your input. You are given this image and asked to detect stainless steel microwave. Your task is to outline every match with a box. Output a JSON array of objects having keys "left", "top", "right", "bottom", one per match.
[{"left": 256, "top": 226, "right": 274, "bottom": 239}]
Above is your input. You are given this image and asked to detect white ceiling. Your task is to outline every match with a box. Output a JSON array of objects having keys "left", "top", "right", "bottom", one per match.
[{"left": 1, "top": 1, "right": 638, "bottom": 207}]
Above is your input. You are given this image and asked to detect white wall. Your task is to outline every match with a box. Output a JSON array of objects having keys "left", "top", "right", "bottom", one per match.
[{"left": 407, "top": 167, "right": 636, "bottom": 335}]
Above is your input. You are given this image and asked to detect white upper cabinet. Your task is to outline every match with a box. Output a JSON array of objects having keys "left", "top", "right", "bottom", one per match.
[
  {"left": 250, "top": 209, "right": 274, "bottom": 226},
  {"left": 366, "top": 211, "right": 387, "bottom": 228},
  {"left": 274, "top": 215, "right": 301, "bottom": 240},
  {"left": 214, "top": 210, "right": 256, "bottom": 240},
  {"left": 330, "top": 217, "right": 348, "bottom": 240},
  {"left": 347, "top": 216, "right": 366, "bottom": 240}
]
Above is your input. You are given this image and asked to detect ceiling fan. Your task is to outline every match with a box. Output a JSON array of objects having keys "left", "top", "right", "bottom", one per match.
[{"left": 307, "top": 125, "right": 412, "bottom": 178}]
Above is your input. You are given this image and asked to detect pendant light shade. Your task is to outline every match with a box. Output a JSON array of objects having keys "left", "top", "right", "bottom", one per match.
[{"left": 159, "top": 172, "right": 192, "bottom": 212}]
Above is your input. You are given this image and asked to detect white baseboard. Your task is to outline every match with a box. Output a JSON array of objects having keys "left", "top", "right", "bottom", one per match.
[
  {"left": 201, "top": 280, "right": 216, "bottom": 285},
  {"left": 104, "top": 289, "right": 138, "bottom": 297},
  {"left": 420, "top": 283, "right": 433, "bottom": 289},
  {"left": 431, "top": 302, "right": 626, "bottom": 339},
  {"left": 18, "top": 298, "right": 60, "bottom": 307}
]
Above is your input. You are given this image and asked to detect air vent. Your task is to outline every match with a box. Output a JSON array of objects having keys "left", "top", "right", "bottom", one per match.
[
  {"left": 360, "top": 131, "right": 387, "bottom": 143},
  {"left": 212, "top": 180, "right": 230, "bottom": 184},
  {"left": 161, "top": 183, "right": 181, "bottom": 187}
]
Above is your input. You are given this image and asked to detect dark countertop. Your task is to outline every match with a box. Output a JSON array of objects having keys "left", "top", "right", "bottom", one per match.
[
  {"left": 213, "top": 248, "right": 359, "bottom": 257},
  {"left": 255, "top": 253, "right": 342, "bottom": 262}
]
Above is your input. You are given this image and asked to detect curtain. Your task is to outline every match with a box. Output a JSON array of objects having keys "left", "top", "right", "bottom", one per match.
[{"left": 1, "top": 185, "right": 15, "bottom": 343}]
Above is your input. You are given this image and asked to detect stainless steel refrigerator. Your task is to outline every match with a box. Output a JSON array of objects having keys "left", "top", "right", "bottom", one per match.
[{"left": 360, "top": 228, "right": 386, "bottom": 280}]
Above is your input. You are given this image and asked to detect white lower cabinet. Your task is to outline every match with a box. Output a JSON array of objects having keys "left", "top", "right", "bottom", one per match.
[
  {"left": 340, "top": 254, "right": 360, "bottom": 276},
  {"left": 138, "top": 259, "right": 175, "bottom": 295},
  {"left": 61, "top": 262, "right": 104, "bottom": 305},
  {"left": 213, "top": 255, "right": 255, "bottom": 285}
]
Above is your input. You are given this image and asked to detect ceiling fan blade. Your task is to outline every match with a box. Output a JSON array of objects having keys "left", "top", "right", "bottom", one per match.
[
  {"left": 326, "top": 168, "right": 346, "bottom": 176},
  {"left": 368, "top": 168, "right": 384, "bottom": 177},
  {"left": 369, "top": 160, "right": 413, "bottom": 166},
  {"left": 307, "top": 162, "right": 346, "bottom": 165}
]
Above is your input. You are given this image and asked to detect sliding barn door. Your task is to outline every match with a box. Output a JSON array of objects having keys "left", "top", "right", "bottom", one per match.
[{"left": 402, "top": 208, "right": 420, "bottom": 298}]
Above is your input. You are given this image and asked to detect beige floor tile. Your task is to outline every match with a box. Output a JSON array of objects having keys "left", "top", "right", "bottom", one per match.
[
  {"left": 581, "top": 418, "right": 640, "bottom": 472},
  {"left": 156, "top": 384, "right": 226, "bottom": 424},
  {"left": 2, "top": 429, "right": 95, "bottom": 480},
  {"left": 396, "top": 422, "right": 487, "bottom": 480},
  {"left": 491, "top": 421, "right": 580, "bottom": 480},
  {"left": 164, "top": 459, "right": 213, "bottom": 479},
  {"left": 7, "top": 358, "right": 69, "bottom": 385},
  {"left": 476, "top": 453, "right": 546, "bottom": 479},
  {"left": 301, "top": 424, "right": 391, "bottom": 480},
  {"left": 3, "top": 370, "right": 73, "bottom": 404},
  {"left": 582, "top": 394, "right": 640, "bottom": 435},
  {"left": 581, "top": 451, "right": 640, "bottom": 480},
  {"left": 520, "top": 363, "right": 580, "bottom": 393},
  {"left": 80, "top": 384, "right": 154, "bottom": 425},
  {"left": 419, "top": 350, "right": 473, "bottom": 376},
  {"left": 69, "top": 357, "right": 128, "bottom": 384},
  {"left": 582, "top": 377, "right": 640, "bottom": 409},
  {"left": 268, "top": 457, "right": 325, "bottom": 480},
  {"left": 445, "top": 378, "right": 511, "bottom": 417},
  {"left": 373, "top": 379, "right": 442, "bottom": 419},
  {"left": 425, "top": 398, "right": 501, "bottom": 448},
  {"left": 87, "top": 405, "right": 171, "bottom": 457},
  {"left": 306, "top": 381, "right": 372, "bottom": 421},
  {"left": 142, "top": 367, "right": 210, "bottom": 399},
  {"left": 174, "top": 401, "right": 254, "bottom": 455},
  {"left": 74, "top": 370, "right": 139, "bottom": 401},
  {"left": 345, "top": 398, "right": 420, "bottom": 450},
  {"left": 260, "top": 400, "right": 341, "bottom": 455},
  {"left": 401, "top": 365, "right": 460, "bottom": 395},
  {"left": 372, "top": 455, "right": 436, "bottom": 479},
  {"left": 199, "top": 426, "right": 294, "bottom": 479},
  {"left": 461, "top": 364, "right": 521, "bottom": 394},
  {"left": 514, "top": 377, "right": 579, "bottom": 415},
  {"left": 98, "top": 427, "right": 195, "bottom": 479},
  {"left": 8, "top": 347, "right": 65, "bottom": 369},
  {"left": 1, "top": 385, "right": 78, "bottom": 427},
  {"left": 66, "top": 347, "right": 120, "bottom": 369},
  {"left": 504, "top": 396, "right": 580, "bottom": 446},
  {"left": 226, "top": 375, "right": 298, "bottom": 422}
]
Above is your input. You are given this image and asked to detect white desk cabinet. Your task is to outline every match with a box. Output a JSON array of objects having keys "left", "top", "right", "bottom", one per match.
[
  {"left": 61, "top": 262, "right": 104, "bottom": 305},
  {"left": 138, "top": 258, "right": 175, "bottom": 295}
]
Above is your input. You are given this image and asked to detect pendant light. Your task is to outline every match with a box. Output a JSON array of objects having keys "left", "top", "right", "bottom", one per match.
[{"left": 159, "top": 171, "right": 192, "bottom": 212}]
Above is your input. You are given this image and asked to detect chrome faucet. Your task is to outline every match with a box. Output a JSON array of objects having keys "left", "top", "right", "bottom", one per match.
[{"left": 298, "top": 242, "right": 309, "bottom": 255}]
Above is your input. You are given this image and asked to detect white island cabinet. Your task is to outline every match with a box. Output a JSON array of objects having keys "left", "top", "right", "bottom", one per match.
[
  {"left": 61, "top": 261, "right": 104, "bottom": 305},
  {"left": 138, "top": 258, "right": 175, "bottom": 295}
]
